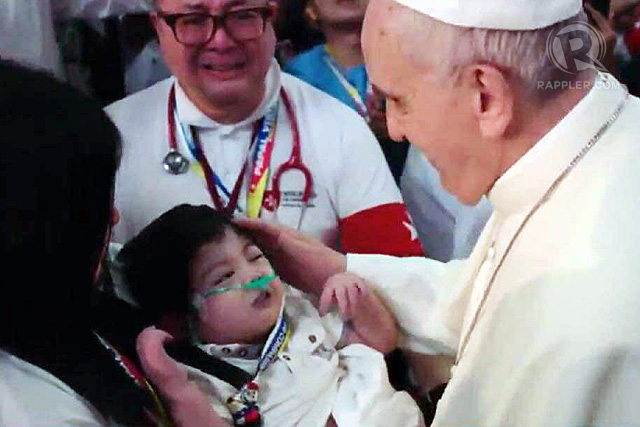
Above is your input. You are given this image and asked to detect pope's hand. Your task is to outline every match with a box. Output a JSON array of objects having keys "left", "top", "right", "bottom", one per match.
[{"left": 234, "top": 218, "right": 347, "bottom": 295}]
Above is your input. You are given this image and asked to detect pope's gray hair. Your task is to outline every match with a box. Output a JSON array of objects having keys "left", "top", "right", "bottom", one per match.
[{"left": 395, "top": 7, "right": 591, "bottom": 100}]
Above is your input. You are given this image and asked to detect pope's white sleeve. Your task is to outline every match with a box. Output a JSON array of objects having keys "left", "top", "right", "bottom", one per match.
[
  {"left": 346, "top": 254, "right": 466, "bottom": 356},
  {"left": 54, "top": 0, "right": 150, "bottom": 20}
]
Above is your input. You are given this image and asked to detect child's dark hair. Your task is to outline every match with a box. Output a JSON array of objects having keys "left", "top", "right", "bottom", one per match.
[{"left": 117, "top": 204, "right": 245, "bottom": 322}]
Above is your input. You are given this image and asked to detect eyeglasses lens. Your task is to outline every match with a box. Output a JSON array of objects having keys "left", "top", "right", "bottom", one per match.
[{"left": 174, "top": 9, "right": 265, "bottom": 45}]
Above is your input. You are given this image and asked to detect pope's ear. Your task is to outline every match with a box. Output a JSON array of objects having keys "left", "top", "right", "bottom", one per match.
[{"left": 463, "top": 64, "right": 514, "bottom": 140}]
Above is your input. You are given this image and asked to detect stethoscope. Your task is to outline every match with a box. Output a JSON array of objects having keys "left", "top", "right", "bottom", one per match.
[{"left": 163, "top": 85, "right": 313, "bottom": 225}]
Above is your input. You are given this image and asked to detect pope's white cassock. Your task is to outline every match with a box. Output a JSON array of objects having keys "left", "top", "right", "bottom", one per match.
[{"left": 348, "top": 72, "right": 640, "bottom": 426}]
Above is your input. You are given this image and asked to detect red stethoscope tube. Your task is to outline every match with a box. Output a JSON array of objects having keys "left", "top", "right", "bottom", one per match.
[
  {"left": 166, "top": 85, "right": 313, "bottom": 213},
  {"left": 271, "top": 88, "right": 313, "bottom": 208}
]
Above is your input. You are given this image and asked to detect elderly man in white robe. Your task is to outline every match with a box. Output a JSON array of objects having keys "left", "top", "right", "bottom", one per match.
[{"left": 135, "top": 0, "right": 640, "bottom": 425}]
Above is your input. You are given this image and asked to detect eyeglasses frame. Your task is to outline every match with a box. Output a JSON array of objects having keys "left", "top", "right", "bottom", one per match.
[{"left": 156, "top": 5, "right": 276, "bottom": 46}]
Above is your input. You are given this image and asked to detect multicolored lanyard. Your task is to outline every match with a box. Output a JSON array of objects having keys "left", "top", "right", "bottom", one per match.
[
  {"left": 170, "top": 85, "right": 280, "bottom": 217},
  {"left": 323, "top": 45, "right": 373, "bottom": 122},
  {"left": 95, "top": 333, "right": 172, "bottom": 427},
  {"left": 225, "top": 307, "right": 291, "bottom": 427},
  {"left": 247, "top": 91, "right": 280, "bottom": 218}
]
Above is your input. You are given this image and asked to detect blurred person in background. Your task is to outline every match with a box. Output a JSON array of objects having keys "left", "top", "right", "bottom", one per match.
[
  {"left": 0, "top": 0, "right": 149, "bottom": 80},
  {"left": 285, "top": 0, "right": 409, "bottom": 183},
  {"left": 611, "top": 0, "right": 640, "bottom": 95},
  {"left": 273, "top": 0, "right": 324, "bottom": 64}
]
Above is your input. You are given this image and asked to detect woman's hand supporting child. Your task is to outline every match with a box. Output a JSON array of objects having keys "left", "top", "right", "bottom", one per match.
[{"left": 137, "top": 327, "right": 231, "bottom": 427}]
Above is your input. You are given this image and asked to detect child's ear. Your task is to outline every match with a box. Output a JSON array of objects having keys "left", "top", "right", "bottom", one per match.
[{"left": 157, "top": 311, "right": 190, "bottom": 340}]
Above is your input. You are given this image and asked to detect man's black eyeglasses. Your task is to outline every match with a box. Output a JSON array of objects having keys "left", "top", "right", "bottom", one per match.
[{"left": 158, "top": 6, "right": 275, "bottom": 46}]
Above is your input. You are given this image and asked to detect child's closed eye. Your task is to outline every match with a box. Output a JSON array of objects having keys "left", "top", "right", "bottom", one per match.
[
  {"left": 246, "top": 246, "right": 265, "bottom": 262},
  {"left": 215, "top": 271, "right": 234, "bottom": 285},
  {"left": 249, "top": 252, "right": 264, "bottom": 262}
]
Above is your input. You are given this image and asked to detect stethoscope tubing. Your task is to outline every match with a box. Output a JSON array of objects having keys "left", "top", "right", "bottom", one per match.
[{"left": 165, "top": 85, "right": 313, "bottom": 222}]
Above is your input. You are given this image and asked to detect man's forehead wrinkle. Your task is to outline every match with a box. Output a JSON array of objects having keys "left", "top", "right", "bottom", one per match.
[{"left": 159, "top": 0, "right": 207, "bottom": 11}]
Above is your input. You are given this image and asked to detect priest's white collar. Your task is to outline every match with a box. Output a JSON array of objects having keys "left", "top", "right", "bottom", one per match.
[
  {"left": 173, "top": 58, "right": 282, "bottom": 135},
  {"left": 488, "top": 73, "right": 628, "bottom": 216}
]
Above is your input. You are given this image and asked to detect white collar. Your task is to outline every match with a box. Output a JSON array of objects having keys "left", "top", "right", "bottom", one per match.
[
  {"left": 489, "top": 73, "right": 628, "bottom": 216},
  {"left": 174, "top": 58, "right": 282, "bottom": 135}
]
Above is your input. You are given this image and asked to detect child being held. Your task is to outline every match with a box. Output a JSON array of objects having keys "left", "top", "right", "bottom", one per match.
[{"left": 119, "top": 204, "right": 424, "bottom": 427}]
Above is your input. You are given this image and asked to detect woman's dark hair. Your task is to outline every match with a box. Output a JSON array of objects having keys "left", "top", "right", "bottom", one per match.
[
  {"left": 275, "top": 0, "right": 324, "bottom": 55},
  {"left": 0, "top": 62, "right": 171, "bottom": 426},
  {"left": 0, "top": 61, "right": 121, "bottom": 345},
  {"left": 118, "top": 204, "right": 242, "bottom": 322}
]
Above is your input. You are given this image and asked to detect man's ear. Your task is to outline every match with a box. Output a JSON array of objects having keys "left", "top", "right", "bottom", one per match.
[
  {"left": 463, "top": 64, "right": 514, "bottom": 140},
  {"left": 150, "top": 12, "right": 162, "bottom": 36}
]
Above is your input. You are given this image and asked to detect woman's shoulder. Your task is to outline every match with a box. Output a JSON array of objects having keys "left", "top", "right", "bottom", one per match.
[
  {"left": 284, "top": 44, "right": 326, "bottom": 77},
  {"left": 0, "top": 349, "right": 109, "bottom": 425}
]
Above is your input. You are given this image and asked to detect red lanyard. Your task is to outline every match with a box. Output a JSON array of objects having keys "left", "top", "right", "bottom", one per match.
[{"left": 192, "top": 130, "right": 254, "bottom": 216}]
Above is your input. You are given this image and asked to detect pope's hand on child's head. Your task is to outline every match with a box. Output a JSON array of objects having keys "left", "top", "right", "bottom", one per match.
[
  {"left": 234, "top": 218, "right": 346, "bottom": 295},
  {"left": 319, "top": 272, "right": 370, "bottom": 319}
]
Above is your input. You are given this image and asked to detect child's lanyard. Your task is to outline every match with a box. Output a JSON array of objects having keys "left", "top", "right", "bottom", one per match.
[
  {"left": 323, "top": 45, "right": 373, "bottom": 122},
  {"left": 226, "top": 312, "right": 291, "bottom": 427},
  {"left": 178, "top": 94, "right": 280, "bottom": 218}
]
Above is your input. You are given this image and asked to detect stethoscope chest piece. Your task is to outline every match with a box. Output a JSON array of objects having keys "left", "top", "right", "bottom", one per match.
[{"left": 163, "top": 149, "right": 190, "bottom": 175}]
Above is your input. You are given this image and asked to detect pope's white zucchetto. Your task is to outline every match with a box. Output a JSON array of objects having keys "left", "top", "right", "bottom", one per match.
[{"left": 392, "top": 0, "right": 583, "bottom": 30}]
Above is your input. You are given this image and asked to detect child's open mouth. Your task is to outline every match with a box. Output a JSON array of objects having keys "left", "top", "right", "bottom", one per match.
[{"left": 252, "top": 289, "right": 273, "bottom": 309}]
